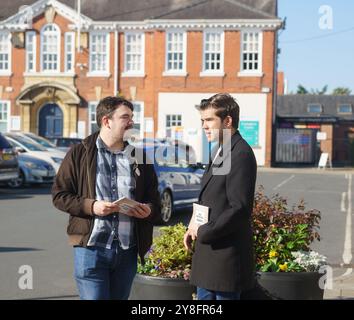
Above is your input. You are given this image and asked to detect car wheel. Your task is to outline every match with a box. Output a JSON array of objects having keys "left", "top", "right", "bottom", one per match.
[
  {"left": 8, "top": 170, "right": 25, "bottom": 188},
  {"left": 160, "top": 190, "right": 173, "bottom": 224}
]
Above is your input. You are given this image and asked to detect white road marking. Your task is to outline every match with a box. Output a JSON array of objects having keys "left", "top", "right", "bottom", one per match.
[
  {"left": 288, "top": 189, "right": 341, "bottom": 195},
  {"left": 273, "top": 175, "right": 295, "bottom": 191},
  {"left": 342, "top": 174, "right": 352, "bottom": 265},
  {"left": 341, "top": 192, "right": 347, "bottom": 212}
]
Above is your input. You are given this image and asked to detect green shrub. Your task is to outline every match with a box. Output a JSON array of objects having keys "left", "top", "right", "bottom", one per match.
[
  {"left": 138, "top": 223, "right": 192, "bottom": 279},
  {"left": 253, "top": 186, "right": 322, "bottom": 272}
]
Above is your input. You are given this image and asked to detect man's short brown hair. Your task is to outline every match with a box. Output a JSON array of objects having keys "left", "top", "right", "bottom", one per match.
[
  {"left": 197, "top": 93, "right": 240, "bottom": 130},
  {"left": 96, "top": 96, "right": 134, "bottom": 128}
]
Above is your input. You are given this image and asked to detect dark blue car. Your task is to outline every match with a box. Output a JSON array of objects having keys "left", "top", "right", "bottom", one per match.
[{"left": 134, "top": 140, "right": 205, "bottom": 224}]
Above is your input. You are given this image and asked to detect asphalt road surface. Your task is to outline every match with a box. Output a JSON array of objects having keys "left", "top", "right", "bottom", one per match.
[{"left": 0, "top": 168, "right": 353, "bottom": 299}]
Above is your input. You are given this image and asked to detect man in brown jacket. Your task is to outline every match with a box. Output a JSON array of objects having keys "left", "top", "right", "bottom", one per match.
[{"left": 52, "top": 96, "right": 160, "bottom": 300}]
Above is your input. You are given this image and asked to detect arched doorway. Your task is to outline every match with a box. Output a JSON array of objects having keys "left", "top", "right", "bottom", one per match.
[{"left": 38, "top": 103, "right": 63, "bottom": 138}]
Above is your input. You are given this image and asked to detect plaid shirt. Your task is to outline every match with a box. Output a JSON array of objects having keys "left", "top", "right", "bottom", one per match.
[{"left": 87, "top": 136, "right": 136, "bottom": 250}]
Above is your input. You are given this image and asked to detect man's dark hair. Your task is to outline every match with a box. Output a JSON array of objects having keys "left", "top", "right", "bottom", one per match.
[
  {"left": 197, "top": 93, "right": 240, "bottom": 130},
  {"left": 96, "top": 96, "right": 134, "bottom": 128}
]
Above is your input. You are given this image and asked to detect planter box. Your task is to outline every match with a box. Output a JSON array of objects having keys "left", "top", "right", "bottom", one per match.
[
  {"left": 256, "top": 271, "right": 324, "bottom": 300},
  {"left": 129, "top": 274, "right": 195, "bottom": 300}
]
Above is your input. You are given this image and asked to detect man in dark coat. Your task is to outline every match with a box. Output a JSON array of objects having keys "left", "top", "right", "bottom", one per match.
[{"left": 184, "top": 93, "right": 257, "bottom": 300}]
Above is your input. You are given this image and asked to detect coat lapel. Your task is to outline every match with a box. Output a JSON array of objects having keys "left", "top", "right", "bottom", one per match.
[
  {"left": 199, "top": 131, "right": 242, "bottom": 201},
  {"left": 199, "top": 154, "right": 222, "bottom": 200}
]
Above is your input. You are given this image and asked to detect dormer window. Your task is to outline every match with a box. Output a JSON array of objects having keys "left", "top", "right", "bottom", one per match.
[
  {"left": 307, "top": 103, "right": 322, "bottom": 113},
  {"left": 338, "top": 104, "right": 352, "bottom": 114}
]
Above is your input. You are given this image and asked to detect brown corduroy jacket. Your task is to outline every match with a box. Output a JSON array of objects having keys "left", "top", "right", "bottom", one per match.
[{"left": 51, "top": 131, "right": 161, "bottom": 263}]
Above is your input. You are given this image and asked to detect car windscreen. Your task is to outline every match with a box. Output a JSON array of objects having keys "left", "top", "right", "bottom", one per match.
[
  {"left": 7, "top": 135, "right": 47, "bottom": 151},
  {"left": 28, "top": 135, "right": 56, "bottom": 148}
]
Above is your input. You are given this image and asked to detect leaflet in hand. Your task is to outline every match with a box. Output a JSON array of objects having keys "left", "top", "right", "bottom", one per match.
[
  {"left": 188, "top": 203, "right": 209, "bottom": 229},
  {"left": 113, "top": 197, "right": 140, "bottom": 214}
]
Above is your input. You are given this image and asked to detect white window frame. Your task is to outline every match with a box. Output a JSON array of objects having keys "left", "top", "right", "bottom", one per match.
[
  {"left": 200, "top": 29, "right": 224, "bottom": 77},
  {"left": 64, "top": 32, "right": 75, "bottom": 73},
  {"left": 0, "top": 100, "right": 11, "bottom": 133},
  {"left": 165, "top": 114, "right": 182, "bottom": 129},
  {"left": 132, "top": 101, "right": 145, "bottom": 138},
  {"left": 88, "top": 32, "right": 110, "bottom": 77},
  {"left": 0, "top": 31, "right": 12, "bottom": 76},
  {"left": 122, "top": 32, "right": 145, "bottom": 77},
  {"left": 88, "top": 101, "right": 99, "bottom": 134},
  {"left": 307, "top": 103, "right": 323, "bottom": 114},
  {"left": 238, "top": 30, "right": 263, "bottom": 77},
  {"left": 337, "top": 104, "right": 353, "bottom": 114},
  {"left": 163, "top": 30, "right": 187, "bottom": 76},
  {"left": 40, "top": 24, "right": 60, "bottom": 73},
  {"left": 25, "top": 31, "right": 36, "bottom": 73}
]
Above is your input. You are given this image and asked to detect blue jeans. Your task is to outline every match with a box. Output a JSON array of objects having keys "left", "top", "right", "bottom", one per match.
[
  {"left": 74, "top": 241, "right": 137, "bottom": 300},
  {"left": 197, "top": 287, "right": 241, "bottom": 300}
]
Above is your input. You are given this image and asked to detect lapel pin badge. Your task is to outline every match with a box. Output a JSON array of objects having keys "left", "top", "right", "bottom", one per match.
[{"left": 133, "top": 159, "right": 140, "bottom": 177}]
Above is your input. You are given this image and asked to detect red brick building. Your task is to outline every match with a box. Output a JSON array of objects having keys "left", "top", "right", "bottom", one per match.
[{"left": 0, "top": 0, "right": 282, "bottom": 165}]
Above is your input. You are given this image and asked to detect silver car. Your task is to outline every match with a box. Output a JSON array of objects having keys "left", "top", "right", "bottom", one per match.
[{"left": 8, "top": 154, "right": 55, "bottom": 188}]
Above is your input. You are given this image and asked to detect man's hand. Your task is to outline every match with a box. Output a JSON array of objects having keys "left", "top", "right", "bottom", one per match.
[
  {"left": 93, "top": 201, "right": 119, "bottom": 216},
  {"left": 183, "top": 227, "right": 198, "bottom": 251},
  {"left": 126, "top": 203, "right": 151, "bottom": 219}
]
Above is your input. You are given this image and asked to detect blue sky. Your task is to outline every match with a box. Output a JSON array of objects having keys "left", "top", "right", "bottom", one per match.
[{"left": 278, "top": 0, "right": 354, "bottom": 94}]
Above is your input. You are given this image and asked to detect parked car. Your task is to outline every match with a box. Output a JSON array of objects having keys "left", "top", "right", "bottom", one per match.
[
  {"left": 49, "top": 137, "right": 82, "bottom": 152},
  {"left": 4, "top": 133, "right": 65, "bottom": 173},
  {"left": 132, "top": 140, "right": 204, "bottom": 224},
  {"left": 0, "top": 133, "right": 19, "bottom": 184},
  {"left": 136, "top": 137, "right": 198, "bottom": 165},
  {"left": 8, "top": 154, "right": 56, "bottom": 188}
]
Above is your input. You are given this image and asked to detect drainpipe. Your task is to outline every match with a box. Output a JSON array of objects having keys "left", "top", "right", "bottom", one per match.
[
  {"left": 271, "top": 20, "right": 285, "bottom": 167},
  {"left": 114, "top": 24, "right": 118, "bottom": 96},
  {"left": 77, "top": 0, "right": 81, "bottom": 53},
  {"left": 271, "top": 30, "right": 278, "bottom": 167}
]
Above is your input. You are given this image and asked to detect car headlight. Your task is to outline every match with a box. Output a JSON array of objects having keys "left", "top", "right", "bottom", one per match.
[
  {"left": 24, "top": 161, "right": 41, "bottom": 169},
  {"left": 51, "top": 157, "right": 63, "bottom": 164}
]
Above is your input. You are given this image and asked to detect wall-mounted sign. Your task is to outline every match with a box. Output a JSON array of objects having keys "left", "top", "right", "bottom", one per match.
[
  {"left": 239, "top": 121, "right": 259, "bottom": 147},
  {"left": 316, "top": 132, "right": 327, "bottom": 141}
]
